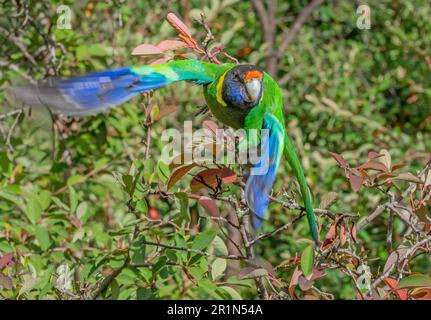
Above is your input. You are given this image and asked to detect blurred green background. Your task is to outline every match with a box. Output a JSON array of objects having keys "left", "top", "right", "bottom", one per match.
[{"left": 0, "top": 0, "right": 430, "bottom": 299}]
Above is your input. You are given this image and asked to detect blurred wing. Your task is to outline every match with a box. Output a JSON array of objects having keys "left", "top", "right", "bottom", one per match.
[
  {"left": 245, "top": 113, "right": 284, "bottom": 227},
  {"left": 7, "top": 60, "right": 219, "bottom": 116}
]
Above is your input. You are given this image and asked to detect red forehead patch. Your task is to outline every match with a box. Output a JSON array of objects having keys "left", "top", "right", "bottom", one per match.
[{"left": 244, "top": 70, "right": 263, "bottom": 81}]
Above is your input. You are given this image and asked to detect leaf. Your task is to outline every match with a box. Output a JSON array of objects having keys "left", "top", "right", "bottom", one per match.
[
  {"left": 328, "top": 151, "right": 348, "bottom": 168},
  {"left": 211, "top": 258, "right": 226, "bottom": 280},
  {"left": 411, "top": 288, "right": 431, "bottom": 300},
  {"left": 166, "top": 12, "right": 192, "bottom": 38},
  {"left": 383, "top": 248, "right": 408, "bottom": 274},
  {"left": 212, "top": 236, "right": 228, "bottom": 256},
  {"left": 380, "top": 149, "right": 392, "bottom": 169},
  {"left": 397, "top": 274, "right": 431, "bottom": 289},
  {"left": 288, "top": 267, "right": 302, "bottom": 298},
  {"left": 0, "top": 253, "right": 14, "bottom": 269},
  {"left": 18, "top": 277, "right": 42, "bottom": 297},
  {"left": 156, "top": 39, "right": 187, "bottom": 51},
  {"left": 35, "top": 226, "right": 51, "bottom": 251},
  {"left": 319, "top": 192, "right": 338, "bottom": 209},
  {"left": 392, "top": 172, "right": 423, "bottom": 184},
  {"left": 415, "top": 205, "right": 431, "bottom": 223},
  {"left": 358, "top": 160, "right": 388, "bottom": 172},
  {"left": 190, "top": 167, "right": 237, "bottom": 192},
  {"left": 298, "top": 275, "right": 314, "bottom": 291},
  {"left": 38, "top": 190, "right": 52, "bottom": 211},
  {"left": 156, "top": 161, "right": 170, "bottom": 183},
  {"left": 348, "top": 171, "right": 363, "bottom": 192},
  {"left": 76, "top": 202, "right": 88, "bottom": 220},
  {"left": 368, "top": 151, "right": 383, "bottom": 159},
  {"left": 175, "top": 192, "right": 190, "bottom": 222},
  {"left": 191, "top": 230, "right": 217, "bottom": 251},
  {"left": 238, "top": 268, "right": 268, "bottom": 279},
  {"left": 24, "top": 195, "right": 42, "bottom": 224},
  {"left": 189, "top": 194, "right": 220, "bottom": 217},
  {"left": 220, "top": 286, "right": 242, "bottom": 300},
  {"left": 167, "top": 163, "right": 197, "bottom": 190},
  {"left": 301, "top": 245, "right": 315, "bottom": 279},
  {"left": 130, "top": 236, "right": 146, "bottom": 265},
  {"left": 131, "top": 44, "right": 164, "bottom": 56},
  {"left": 384, "top": 277, "right": 408, "bottom": 300},
  {"left": 202, "top": 120, "right": 219, "bottom": 136},
  {"left": 0, "top": 273, "right": 13, "bottom": 290}
]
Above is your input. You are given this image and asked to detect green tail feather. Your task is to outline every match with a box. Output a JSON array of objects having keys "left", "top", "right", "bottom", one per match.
[{"left": 283, "top": 132, "right": 319, "bottom": 243}]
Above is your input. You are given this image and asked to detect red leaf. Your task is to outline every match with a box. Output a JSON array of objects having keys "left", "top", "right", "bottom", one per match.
[
  {"left": 325, "top": 221, "right": 338, "bottom": 240},
  {"left": 202, "top": 120, "right": 219, "bottom": 136},
  {"left": 391, "top": 163, "right": 409, "bottom": 171},
  {"left": 156, "top": 105, "right": 177, "bottom": 120},
  {"left": 0, "top": 253, "right": 14, "bottom": 270},
  {"left": 132, "top": 44, "right": 164, "bottom": 56},
  {"left": 150, "top": 57, "right": 170, "bottom": 65},
  {"left": 166, "top": 13, "right": 192, "bottom": 38},
  {"left": 348, "top": 171, "right": 363, "bottom": 192},
  {"left": 384, "top": 277, "right": 409, "bottom": 300},
  {"left": 156, "top": 39, "right": 187, "bottom": 51},
  {"left": 358, "top": 160, "right": 388, "bottom": 172},
  {"left": 368, "top": 151, "right": 383, "bottom": 159},
  {"left": 167, "top": 163, "right": 197, "bottom": 190},
  {"left": 288, "top": 267, "right": 302, "bottom": 298},
  {"left": 383, "top": 248, "right": 408, "bottom": 274},
  {"left": 339, "top": 224, "right": 347, "bottom": 246},
  {"left": 351, "top": 224, "right": 358, "bottom": 242},
  {"left": 328, "top": 152, "right": 348, "bottom": 169},
  {"left": 189, "top": 194, "right": 220, "bottom": 217},
  {"left": 190, "top": 167, "right": 237, "bottom": 192},
  {"left": 298, "top": 275, "right": 314, "bottom": 291}
]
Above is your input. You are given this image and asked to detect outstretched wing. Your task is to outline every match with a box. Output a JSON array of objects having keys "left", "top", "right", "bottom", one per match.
[
  {"left": 245, "top": 113, "right": 284, "bottom": 227},
  {"left": 7, "top": 60, "right": 221, "bottom": 116}
]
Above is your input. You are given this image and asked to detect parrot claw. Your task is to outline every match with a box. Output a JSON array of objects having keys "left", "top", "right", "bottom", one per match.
[{"left": 195, "top": 105, "right": 209, "bottom": 116}]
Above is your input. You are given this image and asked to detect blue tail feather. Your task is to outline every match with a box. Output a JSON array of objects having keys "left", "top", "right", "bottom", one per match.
[{"left": 245, "top": 113, "right": 284, "bottom": 227}]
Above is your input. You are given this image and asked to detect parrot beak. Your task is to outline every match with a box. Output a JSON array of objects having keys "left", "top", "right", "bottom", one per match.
[{"left": 245, "top": 78, "right": 261, "bottom": 103}]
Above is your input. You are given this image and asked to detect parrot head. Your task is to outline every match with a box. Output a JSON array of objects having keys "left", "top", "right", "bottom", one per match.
[{"left": 221, "top": 65, "right": 264, "bottom": 109}]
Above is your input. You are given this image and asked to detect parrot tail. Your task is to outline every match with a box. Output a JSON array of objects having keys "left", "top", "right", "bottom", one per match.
[
  {"left": 283, "top": 132, "right": 319, "bottom": 243},
  {"left": 7, "top": 60, "right": 219, "bottom": 116},
  {"left": 245, "top": 113, "right": 284, "bottom": 228}
]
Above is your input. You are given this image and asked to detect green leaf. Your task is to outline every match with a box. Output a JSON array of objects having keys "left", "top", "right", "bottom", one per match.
[
  {"left": 211, "top": 258, "right": 226, "bottom": 280},
  {"left": 220, "top": 286, "right": 242, "bottom": 300},
  {"left": 34, "top": 226, "right": 51, "bottom": 251},
  {"left": 135, "top": 199, "right": 148, "bottom": 214},
  {"left": 69, "top": 187, "right": 78, "bottom": 213},
  {"left": 38, "top": 190, "right": 52, "bottom": 211},
  {"left": 301, "top": 245, "right": 314, "bottom": 279},
  {"left": 25, "top": 196, "right": 42, "bottom": 224},
  {"left": 156, "top": 161, "right": 170, "bottom": 183},
  {"left": 122, "top": 174, "right": 134, "bottom": 195},
  {"left": 211, "top": 236, "right": 228, "bottom": 256},
  {"left": 130, "top": 236, "right": 146, "bottom": 265},
  {"left": 76, "top": 202, "right": 88, "bottom": 221},
  {"left": 0, "top": 151, "right": 11, "bottom": 174},
  {"left": 397, "top": 274, "right": 431, "bottom": 289},
  {"left": 175, "top": 192, "right": 189, "bottom": 222},
  {"left": 192, "top": 230, "right": 217, "bottom": 251},
  {"left": 67, "top": 174, "right": 86, "bottom": 186}
]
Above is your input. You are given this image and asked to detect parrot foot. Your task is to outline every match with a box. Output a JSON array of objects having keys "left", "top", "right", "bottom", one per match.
[{"left": 195, "top": 105, "right": 209, "bottom": 116}]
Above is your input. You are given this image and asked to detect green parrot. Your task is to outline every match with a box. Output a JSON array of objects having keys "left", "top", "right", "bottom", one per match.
[{"left": 8, "top": 59, "right": 319, "bottom": 242}]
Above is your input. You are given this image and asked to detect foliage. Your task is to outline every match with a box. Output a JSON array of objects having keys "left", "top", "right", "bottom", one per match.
[{"left": 0, "top": 0, "right": 430, "bottom": 300}]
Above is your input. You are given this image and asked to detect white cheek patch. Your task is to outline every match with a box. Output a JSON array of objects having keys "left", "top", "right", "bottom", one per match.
[{"left": 245, "top": 79, "right": 261, "bottom": 102}]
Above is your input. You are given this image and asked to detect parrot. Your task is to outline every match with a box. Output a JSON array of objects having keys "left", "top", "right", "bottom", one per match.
[{"left": 7, "top": 59, "right": 319, "bottom": 243}]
